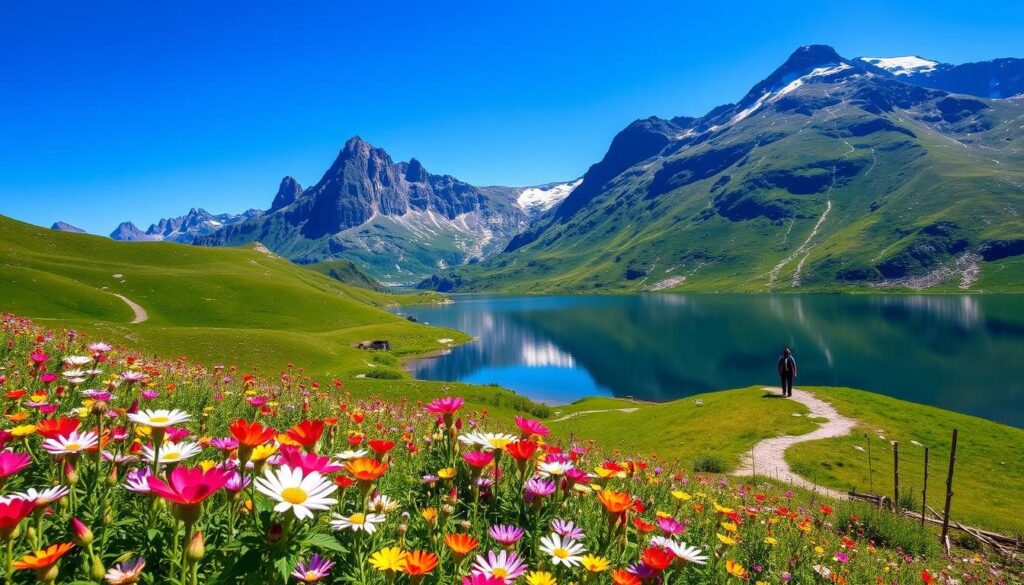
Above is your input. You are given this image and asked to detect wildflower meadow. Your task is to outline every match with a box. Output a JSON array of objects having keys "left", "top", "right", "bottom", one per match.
[{"left": 0, "top": 313, "right": 1016, "bottom": 584}]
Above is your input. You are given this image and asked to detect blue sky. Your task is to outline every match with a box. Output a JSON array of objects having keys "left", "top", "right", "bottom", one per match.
[{"left": 2, "top": 0, "right": 1022, "bottom": 234}]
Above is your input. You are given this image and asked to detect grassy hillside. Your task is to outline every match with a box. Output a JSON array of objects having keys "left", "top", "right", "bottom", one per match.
[
  {"left": 303, "top": 258, "right": 386, "bottom": 291},
  {"left": 547, "top": 387, "right": 1024, "bottom": 535},
  {"left": 0, "top": 215, "right": 466, "bottom": 381},
  {"left": 423, "top": 72, "right": 1024, "bottom": 294}
]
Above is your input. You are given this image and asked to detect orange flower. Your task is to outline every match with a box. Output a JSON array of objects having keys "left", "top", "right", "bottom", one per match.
[
  {"left": 229, "top": 419, "right": 277, "bottom": 449},
  {"left": 344, "top": 457, "right": 388, "bottom": 482},
  {"left": 725, "top": 560, "right": 748, "bottom": 579},
  {"left": 13, "top": 542, "right": 74, "bottom": 570},
  {"left": 611, "top": 569, "right": 642, "bottom": 585},
  {"left": 597, "top": 490, "right": 632, "bottom": 514},
  {"left": 401, "top": 550, "right": 438, "bottom": 576},
  {"left": 444, "top": 533, "right": 479, "bottom": 558},
  {"left": 283, "top": 419, "right": 324, "bottom": 451},
  {"left": 4, "top": 412, "right": 28, "bottom": 423}
]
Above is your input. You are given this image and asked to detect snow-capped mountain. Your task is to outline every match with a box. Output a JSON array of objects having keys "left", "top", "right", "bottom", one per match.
[
  {"left": 858, "top": 56, "right": 938, "bottom": 76},
  {"left": 858, "top": 55, "right": 1024, "bottom": 98},
  {"left": 515, "top": 180, "right": 582, "bottom": 216}
]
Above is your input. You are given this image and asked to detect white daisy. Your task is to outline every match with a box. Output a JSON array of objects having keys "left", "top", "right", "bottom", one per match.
[
  {"left": 664, "top": 540, "right": 708, "bottom": 565},
  {"left": 330, "top": 511, "right": 386, "bottom": 533},
  {"left": 87, "top": 342, "right": 112, "bottom": 353},
  {"left": 368, "top": 493, "right": 401, "bottom": 514},
  {"left": 537, "top": 460, "right": 575, "bottom": 477},
  {"left": 62, "top": 355, "right": 93, "bottom": 367},
  {"left": 41, "top": 430, "right": 98, "bottom": 455},
  {"left": 14, "top": 486, "right": 70, "bottom": 509},
  {"left": 141, "top": 441, "right": 201, "bottom": 464},
  {"left": 539, "top": 533, "right": 586, "bottom": 567},
  {"left": 127, "top": 409, "right": 191, "bottom": 428},
  {"left": 458, "top": 431, "right": 517, "bottom": 451},
  {"left": 255, "top": 465, "right": 337, "bottom": 521},
  {"left": 333, "top": 449, "right": 369, "bottom": 461}
]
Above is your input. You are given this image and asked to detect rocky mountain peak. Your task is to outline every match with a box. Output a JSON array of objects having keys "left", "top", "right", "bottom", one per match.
[
  {"left": 270, "top": 176, "right": 303, "bottom": 211},
  {"left": 51, "top": 221, "right": 85, "bottom": 233}
]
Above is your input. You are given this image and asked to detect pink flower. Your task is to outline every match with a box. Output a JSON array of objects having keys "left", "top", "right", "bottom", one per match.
[
  {"left": 657, "top": 516, "right": 685, "bottom": 536},
  {"left": 463, "top": 451, "right": 495, "bottom": 469},
  {"left": 0, "top": 452, "right": 31, "bottom": 480},
  {"left": 279, "top": 446, "right": 342, "bottom": 475},
  {"left": 514, "top": 417, "right": 549, "bottom": 437},
  {"left": 425, "top": 396, "right": 464, "bottom": 415},
  {"left": 147, "top": 466, "right": 231, "bottom": 508}
]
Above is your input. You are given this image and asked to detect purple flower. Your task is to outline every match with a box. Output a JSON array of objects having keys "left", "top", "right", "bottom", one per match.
[
  {"left": 524, "top": 478, "right": 556, "bottom": 498},
  {"left": 124, "top": 467, "right": 152, "bottom": 493},
  {"left": 627, "top": 563, "right": 660, "bottom": 580},
  {"left": 291, "top": 553, "right": 335, "bottom": 583},
  {"left": 141, "top": 390, "right": 159, "bottom": 400},
  {"left": 211, "top": 437, "right": 239, "bottom": 451},
  {"left": 834, "top": 551, "right": 849, "bottom": 564},
  {"left": 780, "top": 571, "right": 792, "bottom": 583},
  {"left": 488, "top": 524, "right": 525, "bottom": 546},
  {"left": 551, "top": 519, "right": 584, "bottom": 540},
  {"left": 225, "top": 471, "right": 251, "bottom": 493}
]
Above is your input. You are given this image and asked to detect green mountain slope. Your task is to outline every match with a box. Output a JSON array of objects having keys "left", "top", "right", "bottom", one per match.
[
  {"left": 304, "top": 258, "right": 386, "bottom": 291},
  {"left": 0, "top": 215, "right": 466, "bottom": 378},
  {"left": 421, "top": 46, "right": 1024, "bottom": 293}
]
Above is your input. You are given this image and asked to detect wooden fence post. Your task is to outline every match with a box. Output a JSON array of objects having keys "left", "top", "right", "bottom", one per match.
[
  {"left": 941, "top": 429, "right": 959, "bottom": 550},
  {"left": 865, "top": 434, "right": 874, "bottom": 494},
  {"left": 921, "top": 446, "right": 929, "bottom": 528},
  {"left": 892, "top": 441, "right": 900, "bottom": 512}
]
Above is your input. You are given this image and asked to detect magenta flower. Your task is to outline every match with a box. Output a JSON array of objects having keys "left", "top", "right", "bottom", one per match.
[
  {"left": 514, "top": 416, "right": 549, "bottom": 437},
  {"left": 279, "top": 446, "right": 342, "bottom": 475},
  {"left": 0, "top": 452, "right": 31, "bottom": 480},
  {"left": 462, "top": 576, "right": 507, "bottom": 585},
  {"left": 551, "top": 518, "right": 585, "bottom": 539},
  {"left": 658, "top": 516, "right": 686, "bottom": 536},
  {"left": 463, "top": 451, "right": 495, "bottom": 469},
  {"left": 425, "top": 396, "right": 464, "bottom": 415}
]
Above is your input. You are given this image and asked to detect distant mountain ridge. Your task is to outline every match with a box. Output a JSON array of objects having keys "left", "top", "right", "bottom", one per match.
[
  {"left": 420, "top": 45, "right": 1024, "bottom": 293},
  {"left": 111, "top": 208, "right": 263, "bottom": 243},
  {"left": 192, "top": 137, "right": 576, "bottom": 284},
  {"left": 50, "top": 221, "right": 85, "bottom": 233}
]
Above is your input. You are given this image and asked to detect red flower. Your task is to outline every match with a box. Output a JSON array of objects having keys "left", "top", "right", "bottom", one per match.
[
  {"left": 462, "top": 451, "right": 494, "bottom": 469},
  {"left": 632, "top": 517, "right": 656, "bottom": 532},
  {"left": 505, "top": 440, "right": 538, "bottom": 461},
  {"left": 333, "top": 476, "right": 355, "bottom": 489},
  {"left": 820, "top": 504, "right": 833, "bottom": 516},
  {"left": 921, "top": 570, "right": 935, "bottom": 585},
  {"left": 0, "top": 497, "right": 36, "bottom": 538},
  {"left": 35, "top": 417, "right": 80, "bottom": 440},
  {"left": 285, "top": 420, "right": 324, "bottom": 451},
  {"left": 640, "top": 547, "right": 675, "bottom": 571},
  {"left": 368, "top": 439, "right": 395, "bottom": 455},
  {"left": 611, "top": 570, "right": 642, "bottom": 585},
  {"left": 229, "top": 419, "right": 276, "bottom": 448}
]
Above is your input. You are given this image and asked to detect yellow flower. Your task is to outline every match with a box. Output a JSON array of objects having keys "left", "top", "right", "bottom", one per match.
[
  {"left": 572, "top": 484, "right": 593, "bottom": 494},
  {"left": 814, "top": 546, "right": 825, "bottom": 556},
  {"left": 670, "top": 490, "right": 691, "bottom": 501},
  {"left": 580, "top": 555, "right": 609, "bottom": 573},
  {"left": 135, "top": 426, "right": 152, "bottom": 438},
  {"left": 594, "top": 466, "right": 625, "bottom": 479},
  {"left": 11, "top": 425, "right": 36, "bottom": 437},
  {"left": 716, "top": 534, "right": 737, "bottom": 546},
  {"left": 29, "top": 393, "right": 47, "bottom": 403},
  {"left": 757, "top": 581, "right": 771, "bottom": 585},
  {"left": 655, "top": 511, "right": 672, "bottom": 519},
  {"left": 369, "top": 547, "right": 407, "bottom": 572},
  {"left": 437, "top": 467, "right": 456, "bottom": 480},
  {"left": 713, "top": 503, "right": 734, "bottom": 514},
  {"left": 721, "top": 521, "right": 738, "bottom": 533},
  {"left": 725, "top": 560, "right": 747, "bottom": 579},
  {"left": 764, "top": 537, "right": 778, "bottom": 545},
  {"left": 250, "top": 444, "right": 279, "bottom": 462},
  {"left": 526, "top": 571, "right": 557, "bottom": 585},
  {"left": 421, "top": 508, "right": 438, "bottom": 524},
  {"left": 199, "top": 460, "right": 217, "bottom": 472}
]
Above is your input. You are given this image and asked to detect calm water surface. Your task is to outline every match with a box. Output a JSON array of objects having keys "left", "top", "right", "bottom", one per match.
[{"left": 399, "top": 295, "right": 1024, "bottom": 427}]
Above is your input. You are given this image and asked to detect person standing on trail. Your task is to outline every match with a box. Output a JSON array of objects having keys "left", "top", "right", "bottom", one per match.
[{"left": 777, "top": 347, "right": 797, "bottom": 397}]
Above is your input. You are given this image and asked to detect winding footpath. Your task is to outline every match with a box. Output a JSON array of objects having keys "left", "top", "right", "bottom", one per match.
[
  {"left": 732, "top": 386, "right": 857, "bottom": 499},
  {"left": 551, "top": 407, "right": 639, "bottom": 423},
  {"left": 111, "top": 293, "right": 148, "bottom": 324}
]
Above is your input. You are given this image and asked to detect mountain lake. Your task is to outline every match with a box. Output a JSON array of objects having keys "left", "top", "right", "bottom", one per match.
[{"left": 397, "top": 294, "right": 1024, "bottom": 427}]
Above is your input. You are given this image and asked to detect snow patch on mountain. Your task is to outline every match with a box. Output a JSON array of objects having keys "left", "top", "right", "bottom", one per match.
[
  {"left": 858, "top": 56, "right": 938, "bottom": 76},
  {"left": 516, "top": 180, "right": 582, "bottom": 213}
]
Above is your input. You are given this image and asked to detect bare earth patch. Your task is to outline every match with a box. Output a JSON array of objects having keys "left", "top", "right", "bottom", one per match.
[{"left": 111, "top": 293, "right": 148, "bottom": 324}]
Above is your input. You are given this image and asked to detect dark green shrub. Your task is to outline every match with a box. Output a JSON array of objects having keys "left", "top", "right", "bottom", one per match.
[
  {"left": 364, "top": 368, "right": 404, "bottom": 380},
  {"left": 692, "top": 454, "right": 728, "bottom": 473}
]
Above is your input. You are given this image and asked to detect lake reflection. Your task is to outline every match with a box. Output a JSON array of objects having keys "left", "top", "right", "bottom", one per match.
[{"left": 399, "top": 295, "right": 1024, "bottom": 427}]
